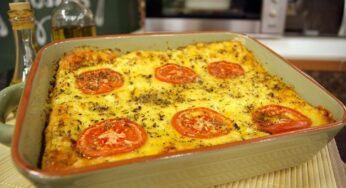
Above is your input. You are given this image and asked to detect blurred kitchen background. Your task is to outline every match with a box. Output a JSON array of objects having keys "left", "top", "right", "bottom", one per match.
[{"left": 0, "top": 0, "right": 345, "bottom": 160}]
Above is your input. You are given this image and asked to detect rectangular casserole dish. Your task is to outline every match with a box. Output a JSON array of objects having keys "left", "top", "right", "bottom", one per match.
[{"left": 12, "top": 32, "right": 346, "bottom": 188}]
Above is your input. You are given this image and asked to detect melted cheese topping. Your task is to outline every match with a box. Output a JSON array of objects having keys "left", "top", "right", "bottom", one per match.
[{"left": 42, "top": 41, "right": 333, "bottom": 170}]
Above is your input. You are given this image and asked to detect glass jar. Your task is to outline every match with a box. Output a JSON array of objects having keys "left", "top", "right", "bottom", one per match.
[{"left": 51, "top": 0, "right": 96, "bottom": 41}]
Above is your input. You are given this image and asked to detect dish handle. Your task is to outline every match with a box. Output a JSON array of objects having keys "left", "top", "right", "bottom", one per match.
[{"left": 0, "top": 83, "right": 24, "bottom": 147}]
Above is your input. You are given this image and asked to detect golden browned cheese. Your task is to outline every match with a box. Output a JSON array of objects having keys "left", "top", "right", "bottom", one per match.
[{"left": 42, "top": 41, "right": 333, "bottom": 171}]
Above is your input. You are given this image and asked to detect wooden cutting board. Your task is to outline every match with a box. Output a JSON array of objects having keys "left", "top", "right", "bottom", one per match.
[{"left": 0, "top": 141, "right": 344, "bottom": 188}]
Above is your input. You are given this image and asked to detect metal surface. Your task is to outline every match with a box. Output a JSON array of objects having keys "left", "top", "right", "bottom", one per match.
[
  {"left": 145, "top": 18, "right": 261, "bottom": 33},
  {"left": 145, "top": 0, "right": 288, "bottom": 35},
  {"left": 261, "top": 0, "right": 288, "bottom": 34},
  {"left": 338, "top": 0, "right": 346, "bottom": 36}
]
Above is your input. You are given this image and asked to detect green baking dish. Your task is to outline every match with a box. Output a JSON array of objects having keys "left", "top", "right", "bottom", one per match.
[{"left": 0, "top": 32, "right": 345, "bottom": 188}]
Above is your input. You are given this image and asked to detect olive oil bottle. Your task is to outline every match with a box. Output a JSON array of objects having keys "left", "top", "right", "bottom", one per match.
[
  {"left": 51, "top": 0, "right": 96, "bottom": 41},
  {"left": 7, "top": 2, "right": 36, "bottom": 84}
]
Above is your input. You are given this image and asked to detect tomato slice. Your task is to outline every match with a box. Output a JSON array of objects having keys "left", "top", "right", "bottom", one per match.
[
  {"left": 171, "top": 107, "right": 233, "bottom": 139},
  {"left": 207, "top": 61, "right": 244, "bottom": 79},
  {"left": 155, "top": 64, "right": 197, "bottom": 84},
  {"left": 76, "top": 118, "right": 147, "bottom": 158},
  {"left": 252, "top": 105, "right": 312, "bottom": 134},
  {"left": 76, "top": 68, "right": 124, "bottom": 94}
]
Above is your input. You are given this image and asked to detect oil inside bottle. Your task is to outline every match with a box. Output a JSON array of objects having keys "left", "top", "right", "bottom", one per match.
[{"left": 51, "top": 25, "right": 96, "bottom": 41}]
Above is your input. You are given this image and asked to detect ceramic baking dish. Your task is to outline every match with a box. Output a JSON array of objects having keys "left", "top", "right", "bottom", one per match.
[{"left": 0, "top": 32, "right": 345, "bottom": 188}]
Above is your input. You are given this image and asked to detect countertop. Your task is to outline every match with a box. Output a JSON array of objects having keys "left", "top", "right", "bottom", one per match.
[{"left": 258, "top": 36, "right": 346, "bottom": 61}]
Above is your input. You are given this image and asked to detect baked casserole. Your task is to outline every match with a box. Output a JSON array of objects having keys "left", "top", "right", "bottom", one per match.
[{"left": 42, "top": 40, "right": 333, "bottom": 171}]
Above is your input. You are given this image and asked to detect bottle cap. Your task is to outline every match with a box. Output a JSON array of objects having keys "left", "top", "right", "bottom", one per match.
[
  {"left": 9, "top": 2, "right": 32, "bottom": 11},
  {"left": 8, "top": 2, "right": 34, "bottom": 30}
]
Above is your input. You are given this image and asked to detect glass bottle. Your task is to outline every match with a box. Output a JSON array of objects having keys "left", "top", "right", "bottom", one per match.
[
  {"left": 7, "top": 2, "right": 36, "bottom": 85},
  {"left": 51, "top": 0, "right": 96, "bottom": 41}
]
